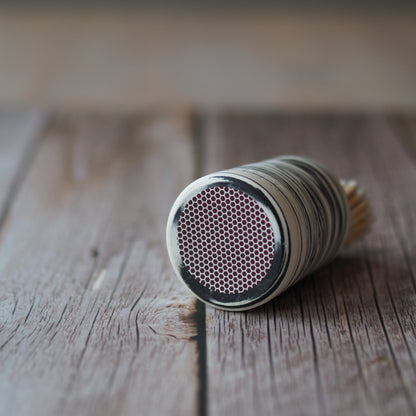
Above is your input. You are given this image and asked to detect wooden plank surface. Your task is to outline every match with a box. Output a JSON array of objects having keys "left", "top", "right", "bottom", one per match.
[
  {"left": 0, "top": 9, "right": 415, "bottom": 111},
  {"left": 200, "top": 113, "right": 416, "bottom": 416},
  {"left": 0, "top": 111, "right": 415, "bottom": 416},
  {"left": 0, "top": 109, "right": 46, "bottom": 225},
  {"left": 0, "top": 112, "right": 200, "bottom": 416}
]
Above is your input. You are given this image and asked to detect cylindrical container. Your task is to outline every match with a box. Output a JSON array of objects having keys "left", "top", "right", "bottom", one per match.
[{"left": 166, "top": 156, "right": 352, "bottom": 311}]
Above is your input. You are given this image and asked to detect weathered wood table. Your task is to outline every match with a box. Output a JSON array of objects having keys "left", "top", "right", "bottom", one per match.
[{"left": 0, "top": 110, "right": 415, "bottom": 416}]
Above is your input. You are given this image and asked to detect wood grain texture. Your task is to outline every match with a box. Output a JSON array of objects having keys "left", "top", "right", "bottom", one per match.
[
  {"left": 0, "top": 112, "right": 199, "bottom": 416},
  {"left": 200, "top": 113, "right": 416, "bottom": 416},
  {"left": 1, "top": 111, "right": 415, "bottom": 416}
]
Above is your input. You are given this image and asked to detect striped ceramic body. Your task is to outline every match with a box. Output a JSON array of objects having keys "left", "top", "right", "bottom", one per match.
[{"left": 166, "top": 156, "right": 350, "bottom": 311}]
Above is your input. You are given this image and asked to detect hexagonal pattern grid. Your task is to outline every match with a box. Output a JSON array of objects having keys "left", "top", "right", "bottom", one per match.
[{"left": 177, "top": 186, "right": 275, "bottom": 294}]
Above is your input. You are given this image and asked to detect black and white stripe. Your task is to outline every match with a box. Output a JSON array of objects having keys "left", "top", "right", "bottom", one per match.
[
  {"left": 166, "top": 155, "right": 350, "bottom": 311},
  {"left": 232, "top": 156, "right": 350, "bottom": 298}
]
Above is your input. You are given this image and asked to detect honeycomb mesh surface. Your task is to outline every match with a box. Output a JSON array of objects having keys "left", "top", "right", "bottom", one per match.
[{"left": 177, "top": 186, "right": 275, "bottom": 294}]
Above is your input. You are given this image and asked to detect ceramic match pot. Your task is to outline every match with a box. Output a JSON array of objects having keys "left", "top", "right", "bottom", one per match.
[{"left": 166, "top": 156, "right": 370, "bottom": 311}]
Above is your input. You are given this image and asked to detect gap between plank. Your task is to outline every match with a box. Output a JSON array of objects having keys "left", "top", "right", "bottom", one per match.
[{"left": 191, "top": 111, "right": 208, "bottom": 416}]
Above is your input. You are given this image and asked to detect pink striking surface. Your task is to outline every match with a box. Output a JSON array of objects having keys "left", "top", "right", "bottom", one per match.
[{"left": 177, "top": 186, "right": 275, "bottom": 294}]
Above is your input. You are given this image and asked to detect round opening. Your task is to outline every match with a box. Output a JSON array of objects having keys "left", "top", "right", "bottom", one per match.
[{"left": 177, "top": 186, "right": 275, "bottom": 295}]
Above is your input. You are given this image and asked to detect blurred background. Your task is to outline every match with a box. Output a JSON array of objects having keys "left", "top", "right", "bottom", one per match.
[{"left": 0, "top": 1, "right": 415, "bottom": 113}]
